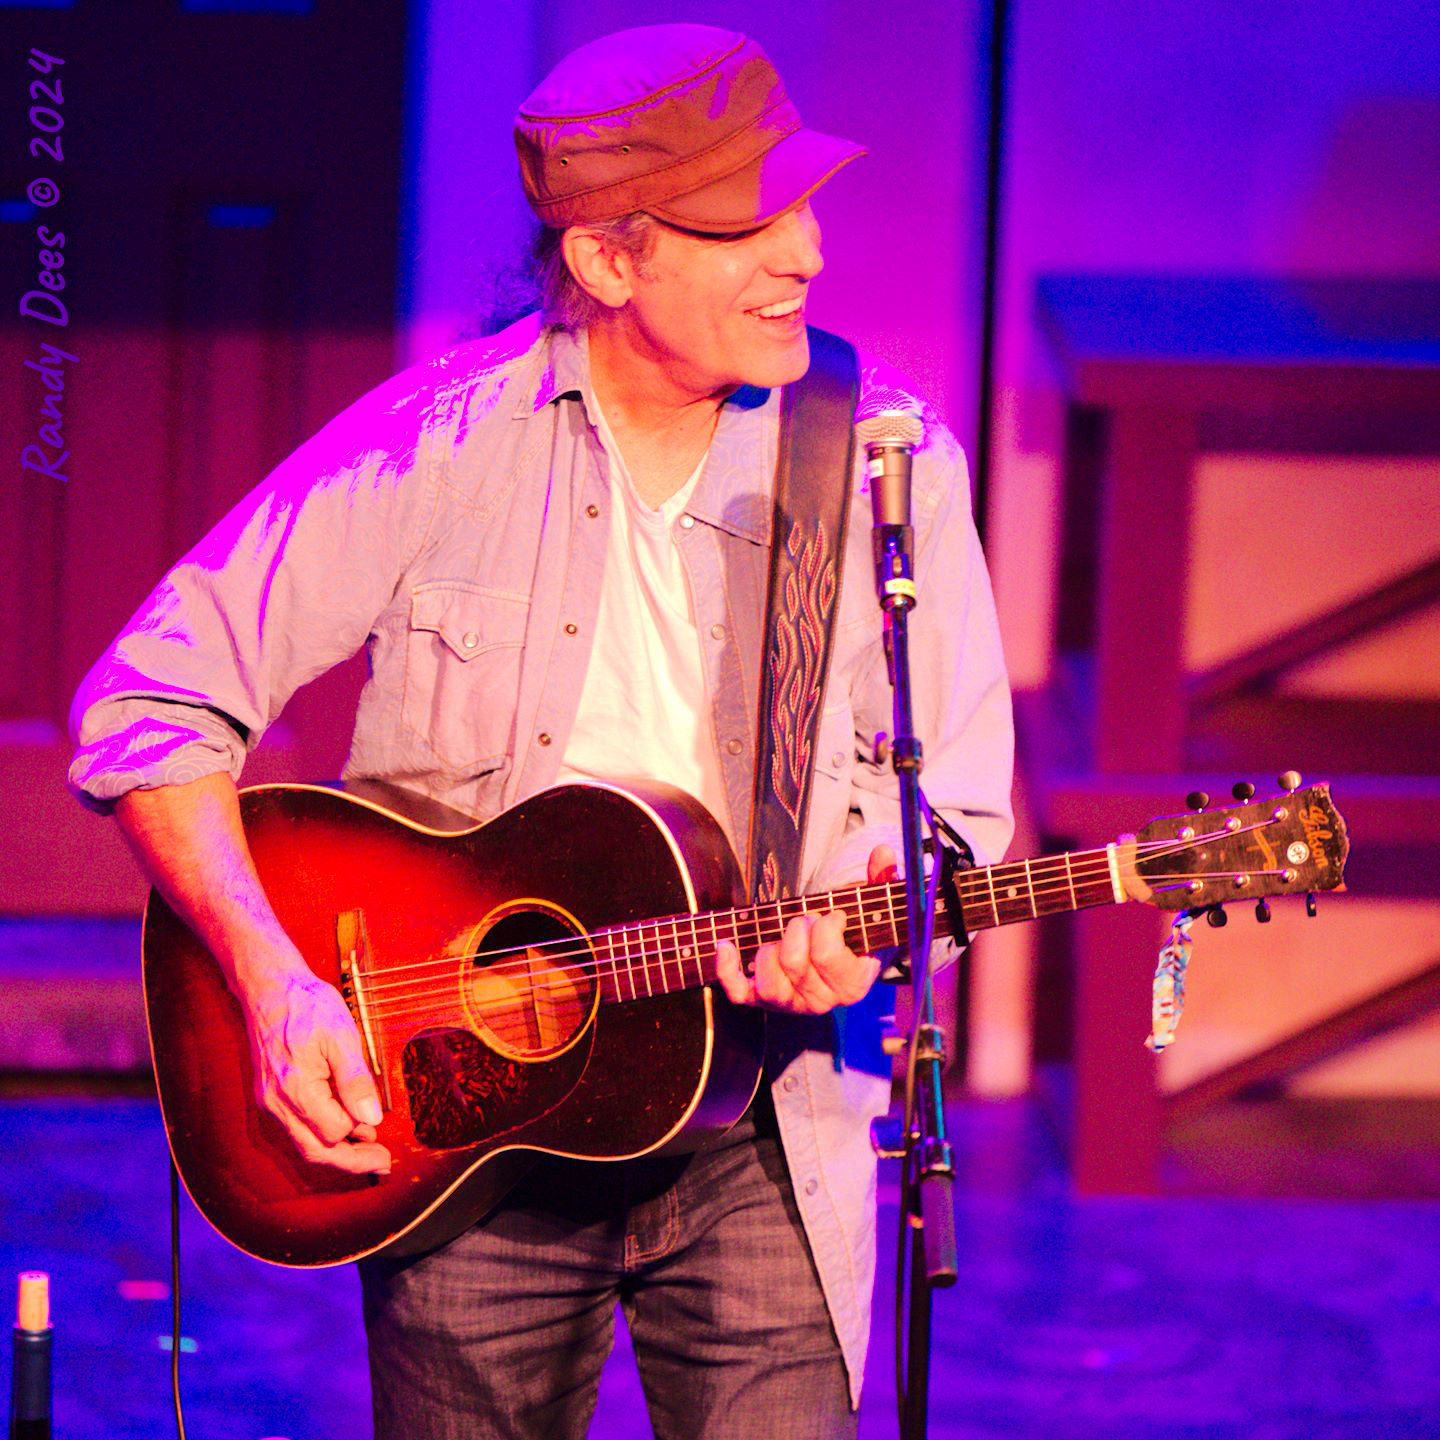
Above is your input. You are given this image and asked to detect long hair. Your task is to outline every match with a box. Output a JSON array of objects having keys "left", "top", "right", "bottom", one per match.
[{"left": 458, "top": 212, "right": 660, "bottom": 341}]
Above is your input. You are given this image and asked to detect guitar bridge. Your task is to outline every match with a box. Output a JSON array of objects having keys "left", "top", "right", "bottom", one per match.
[{"left": 336, "top": 908, "right": 392, "bottom": 1113}]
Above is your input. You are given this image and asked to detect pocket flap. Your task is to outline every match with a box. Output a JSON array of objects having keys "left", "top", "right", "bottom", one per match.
[{"left": 409, "top": 584, "right": 529, "bottom": 662}]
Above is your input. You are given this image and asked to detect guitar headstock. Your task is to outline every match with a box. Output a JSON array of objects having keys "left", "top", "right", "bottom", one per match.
[{"left": 1126, "top": 774, "right": 1349, "bottom": 918}]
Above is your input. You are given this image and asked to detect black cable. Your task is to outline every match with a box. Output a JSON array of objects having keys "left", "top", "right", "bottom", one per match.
[
  {"left": 895, "top": 1134, "right": 910, "bottom": 1411},
  {"left": 170, "top": 1158, "right": 187, "bottom": 1440}
]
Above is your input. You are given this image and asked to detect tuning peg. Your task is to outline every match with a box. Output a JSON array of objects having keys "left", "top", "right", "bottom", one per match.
[
  {"left": 1278, "top": 771, "right": 1302, "bottom": 793},
  {"left": 1231, "top": 782, "right": 1256, "bottom": 802},
  {"left": 1206, "top": 905, "right": 1228, "bottom": 928},
  {"left": 1306, "top": 893, "right": 1317, "bottom": 918},
  {"left": 1186, "top": 791, "right": 1210, "bottom": 811},
  {"left": 1255, "top": 898, "right": 1271, "bottom": 924}
]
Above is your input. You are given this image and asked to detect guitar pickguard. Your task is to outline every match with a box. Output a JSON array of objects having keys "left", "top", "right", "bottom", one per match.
[{"left": 401, "top": 1024, "right": 593, "bottom": 1151}]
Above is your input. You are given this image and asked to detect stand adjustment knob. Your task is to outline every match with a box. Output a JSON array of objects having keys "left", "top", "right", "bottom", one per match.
[{"left": 869, "top": 1115, "right": 906, "bottom": 1159}]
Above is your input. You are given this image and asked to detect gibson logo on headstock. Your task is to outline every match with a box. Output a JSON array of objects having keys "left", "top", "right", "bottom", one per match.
[{"left": 1300, "top": 802, "right": 1333, "bottom": 872}]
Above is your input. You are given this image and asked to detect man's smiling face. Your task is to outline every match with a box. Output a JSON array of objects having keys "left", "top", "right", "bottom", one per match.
[{"left": 618, "top": 201, "right": 824, "bottom": 398}]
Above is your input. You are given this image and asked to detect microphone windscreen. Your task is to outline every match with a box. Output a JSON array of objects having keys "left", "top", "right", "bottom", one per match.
[{"left": 855, "top": 387, "right": 924, "bottom": 448}]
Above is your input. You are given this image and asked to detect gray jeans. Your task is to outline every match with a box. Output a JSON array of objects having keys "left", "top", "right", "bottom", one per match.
[{"left": 359, "top": 1098, "right": 857, "bottom": 1440}]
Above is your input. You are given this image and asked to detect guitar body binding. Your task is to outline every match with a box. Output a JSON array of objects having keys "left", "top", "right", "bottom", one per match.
[{"left": 143, "top": 779, "right": 765, "bottom": 1268}]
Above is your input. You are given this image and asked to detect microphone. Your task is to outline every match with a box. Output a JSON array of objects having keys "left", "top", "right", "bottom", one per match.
[{"left": 855, "top": 390, "right": 924, "bottom": 608}]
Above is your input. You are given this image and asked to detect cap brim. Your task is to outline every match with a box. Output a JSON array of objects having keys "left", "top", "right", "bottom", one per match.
[{"left": 646, "top": 125, "right": 866, "bottom": 234}]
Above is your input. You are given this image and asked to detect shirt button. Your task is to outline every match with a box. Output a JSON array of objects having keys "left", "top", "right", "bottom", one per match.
[
  {"left": 831, "top": 751, "right": 846, "bottom": 767},
  {"left": 725, "top": 738, "right": 743, "bottom": 756},
  {"left": 679, "top": 514, "right": 695, "bottom": 529},
  {"left": 538, "top": 732, "right": 552, "bottom": 746},
  {"left": 782, "top": 1075, "right": 798, "bottom": 1093},
  {"left": 586, "top": 504, "right": 600, "bottom": 519},
  {"left": 710, "top": 623, "right": 726, "bottom": 640},
  {"left": 804, "top": 1178, "right": 819, "bottom": 1197},
  {"left": 462, "top": 631, "right": 479, "bottom": 649},
  {"left": 563, "top": 623, "right": 578, "bottom": 635}
]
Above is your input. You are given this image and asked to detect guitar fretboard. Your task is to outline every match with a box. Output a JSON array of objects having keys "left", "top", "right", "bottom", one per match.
[{"left": 591, "top": 846, "right": 1122, "bottom": 1004}]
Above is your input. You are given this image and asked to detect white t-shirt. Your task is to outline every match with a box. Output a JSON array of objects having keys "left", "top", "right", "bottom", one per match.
[{"left": 554, "top": 397, "right": 729, "bottom": 829}]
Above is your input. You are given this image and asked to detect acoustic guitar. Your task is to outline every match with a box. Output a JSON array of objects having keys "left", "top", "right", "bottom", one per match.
[{"left": 143, "top": 776, "right": 1349, "bottom": 1267}]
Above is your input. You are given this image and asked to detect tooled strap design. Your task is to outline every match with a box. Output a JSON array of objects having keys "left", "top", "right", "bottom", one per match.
[
  {"left": 748, "top": 328, "right": 858, "bottom": 907},
  {"left": 767, "top": 518, "right": 837, "bottom": 832}
]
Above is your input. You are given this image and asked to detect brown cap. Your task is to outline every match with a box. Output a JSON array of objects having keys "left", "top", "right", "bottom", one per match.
[{"left": 515, "top": 25, "right": 865, "bottom": 234}]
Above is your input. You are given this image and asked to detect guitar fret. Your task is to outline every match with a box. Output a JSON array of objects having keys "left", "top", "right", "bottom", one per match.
[
  {"left": 1023, "top": 857, "right": 1037, "bottom": 918},
  {"left": 1001, "top": 863, "right": 1029, "bottom": 926},
  {"left": 627, "top": 929, "right": 638, "bottom": 1002},
  {"left": 744, "top": 907, "right": 765, "bottom": 956},
  {"left": 984, "top": 866, "right": 1000, "bottom": 928},
  {"left": 680, "top": 916, "right": 697, "bottom": 989},
  {"left": 1064, "top": 852, "right": 1078, "bottom": 912},
  {"left": 720, "top": 909, "right": 734, "bottom": 958}
]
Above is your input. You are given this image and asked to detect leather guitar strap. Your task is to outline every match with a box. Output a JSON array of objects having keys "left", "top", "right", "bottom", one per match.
[{"left": 746, "top": 326, "right": 860, "bottom": 905}]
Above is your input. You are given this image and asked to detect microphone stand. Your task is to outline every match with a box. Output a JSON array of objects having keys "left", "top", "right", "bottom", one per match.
[{"left": 872, "top": 514, "right": 958, "bottom": 1440}]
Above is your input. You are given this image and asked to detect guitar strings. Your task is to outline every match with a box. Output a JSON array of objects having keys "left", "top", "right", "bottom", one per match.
[
  {"left": 358, "top": 871, "right": 1249, "bottom": 1023},
  {"left": 350, "top": 823, "right": 1291, "bottom": 1026},
  {"left": 348, "top": 828, "right": 1206, "bottom": 1000},
  {"left": 349, "top": 823, "right": 1274, "bottom": 1012},
  {"left": 354, "top": 850, "right": 1103, "bottom": 1007},
  {"left": 355, "top": 865, "right": 1279, "bottom": 1030},
  {"left": 356, "top": 865, "right": 1273, "bottom": 1028},
  {"left": 353, "top": 819, "right": 1264, "bottom": 999}
]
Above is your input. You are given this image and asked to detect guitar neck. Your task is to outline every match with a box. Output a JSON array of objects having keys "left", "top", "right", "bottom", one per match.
[{"left": 593, "top": 844, "right": 1124, "bottom": 1003}]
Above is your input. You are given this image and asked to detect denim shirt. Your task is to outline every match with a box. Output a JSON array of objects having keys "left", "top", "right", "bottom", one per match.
[{"left": 69, "top": 314, "right": 1014, "bottom": 1404}]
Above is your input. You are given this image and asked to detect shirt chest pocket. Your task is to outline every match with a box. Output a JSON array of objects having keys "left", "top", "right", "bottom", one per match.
[{"left": 401, "top": 582, "right": 529, "bottom": 775}]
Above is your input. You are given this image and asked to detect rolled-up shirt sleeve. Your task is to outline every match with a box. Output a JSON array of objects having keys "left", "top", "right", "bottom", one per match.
[{"left": 68, "top": 371, "right": 440, "bottom": 812}]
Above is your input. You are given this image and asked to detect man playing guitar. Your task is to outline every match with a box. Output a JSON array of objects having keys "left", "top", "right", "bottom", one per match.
[{"left": 69, "top": 25, "right": 1015, "bottom": 1438}]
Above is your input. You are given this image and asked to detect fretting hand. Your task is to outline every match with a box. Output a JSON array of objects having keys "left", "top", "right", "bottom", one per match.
[{"left": 714, "top": 845, "right": 898, "bottom": 1014}]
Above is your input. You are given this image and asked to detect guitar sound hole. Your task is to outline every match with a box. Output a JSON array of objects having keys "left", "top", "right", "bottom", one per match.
[{"left": 464, "top": 905, "right": 596, "bottom": 1062}]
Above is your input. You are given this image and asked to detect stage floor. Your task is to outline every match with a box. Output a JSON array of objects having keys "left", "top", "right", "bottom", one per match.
[{"left": 3, "top": 1092, "right": 1439, "bottom": 1439}]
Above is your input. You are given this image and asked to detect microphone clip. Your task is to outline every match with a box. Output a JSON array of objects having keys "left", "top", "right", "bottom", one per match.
[{"left": 873, "top": 525, "right": 917, "bottom": 612}]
